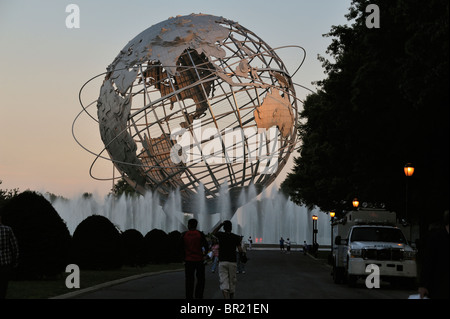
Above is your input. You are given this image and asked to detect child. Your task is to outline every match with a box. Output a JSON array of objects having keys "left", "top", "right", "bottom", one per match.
[{"left": 210, "top": 239, "right": 219, "bottom": 273}]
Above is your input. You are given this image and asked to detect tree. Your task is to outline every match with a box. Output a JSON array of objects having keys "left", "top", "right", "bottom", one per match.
[
  {"left": 45, "top": 192, "right": 69, "bottom": 204},
  {"left": 0, "top": 180, "right": 19, "bottom": 209},
  {"left": 282, "top": 0, "right": 449, "bottom": 227},
  {"left": 111, "top": 178, "right": 138, "bottom": 197}
]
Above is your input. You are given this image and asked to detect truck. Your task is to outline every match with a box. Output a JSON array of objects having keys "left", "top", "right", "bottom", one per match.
[{"left": 331, "top": 208, "right": 417, "bottom": 286}]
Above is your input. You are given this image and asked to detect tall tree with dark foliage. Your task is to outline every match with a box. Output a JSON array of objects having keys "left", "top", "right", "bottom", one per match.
[{"left": 282, "top": 0, "right": 449, "bottom": 231}]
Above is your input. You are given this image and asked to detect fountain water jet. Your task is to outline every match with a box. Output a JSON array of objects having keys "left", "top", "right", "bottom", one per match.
[{"left": 48, "top": 187, "right": 331, "bottom": 245}]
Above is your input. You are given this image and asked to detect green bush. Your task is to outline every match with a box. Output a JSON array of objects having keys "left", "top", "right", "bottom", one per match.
[
  {"left": 1, "top": 191, "right": 71, "bottom": 279},
  {"left": 168, "top": 230, "right": 183, "bottom": 263},
  {"left": 122, "top": 229, "right": 146, "bottom": 267},
  {"left": 144, "top": 229, "right": 169, "bottom": 264},
  {"left": 71, "top": 215, "right": 123, "bottom": 270}
]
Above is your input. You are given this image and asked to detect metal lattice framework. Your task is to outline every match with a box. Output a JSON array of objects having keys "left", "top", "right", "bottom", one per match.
[{"left": 75, "top": 14, "right": 306, "bottom": 214}]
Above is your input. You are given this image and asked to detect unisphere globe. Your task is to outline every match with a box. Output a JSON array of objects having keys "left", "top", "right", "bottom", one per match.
[{"left": 95, "top": 14, "right": 299, "bottom": 214}]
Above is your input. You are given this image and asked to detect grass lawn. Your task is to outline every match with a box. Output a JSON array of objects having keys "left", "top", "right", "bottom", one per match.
[{"left": 6, "top": 263, "right": 184, "bottom": 299}]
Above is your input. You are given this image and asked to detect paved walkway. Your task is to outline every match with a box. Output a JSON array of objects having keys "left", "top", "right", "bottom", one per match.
[{"left": 54, "top": 249, "right": 416, "bottom": 300}]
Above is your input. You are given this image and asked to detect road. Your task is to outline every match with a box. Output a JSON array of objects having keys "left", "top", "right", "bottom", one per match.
[{"left": 64, "top": 249, "right": 416, "bottom": 300}]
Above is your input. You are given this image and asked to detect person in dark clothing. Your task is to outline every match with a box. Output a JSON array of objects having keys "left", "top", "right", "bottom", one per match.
[
  {"left": 418, "top": 210, "right": 449, "bottom": 299},
  {"left": 279, "top": 237, "right": 285, "bottom": 252},
  {"left": 0, "top": 213, "right": 19, "bottom": 299},
  {"left": 212, "top": 220, "right": 244, "bottom": 299},
  {"left": 181, "top": 218, "right": 209, "bottom": 299}
]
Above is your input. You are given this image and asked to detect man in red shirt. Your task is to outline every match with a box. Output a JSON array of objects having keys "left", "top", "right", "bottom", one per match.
[{"left": 181, "top": 218, "right": 208, "bottom": 299}]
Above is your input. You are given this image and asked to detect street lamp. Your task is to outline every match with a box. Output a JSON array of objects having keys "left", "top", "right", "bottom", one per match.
[
  {"left": 312, "top": 215, "right": 318, "bottom": 255},
  {"left": 330, "top": 211, "right": 335, "bottom": 256},
  {"left": 352, "top": 198, "right": 359, "bottom": 209},
  {"left": 404, "top": 163, "right": 414, "bottom": 221},
  {"left": 404, "top": 163, "right": 415, "bottom": 177}
]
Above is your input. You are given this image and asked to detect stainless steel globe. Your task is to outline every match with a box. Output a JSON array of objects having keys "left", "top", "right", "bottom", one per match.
[{"left": 93, "top": 14, "right": 299, "bottom": 214}]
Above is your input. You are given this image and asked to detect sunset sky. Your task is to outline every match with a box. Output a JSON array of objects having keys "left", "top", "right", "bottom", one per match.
[{"left": 0, "top": 0, "right": 351, "bottom": 199}]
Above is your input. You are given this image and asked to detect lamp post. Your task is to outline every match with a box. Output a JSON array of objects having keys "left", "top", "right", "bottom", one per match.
[
  {"left": 330, "top": 211, "right": 335, "bottom": 255},
  {"left": 404, "top": 163, "right": 414, "bottom": 222},
  {"left": 312, "top": 215, "right": 318, "bottom": 255}
]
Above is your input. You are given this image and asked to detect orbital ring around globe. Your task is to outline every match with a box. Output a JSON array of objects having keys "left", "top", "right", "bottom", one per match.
[
  {"left": 73, "top": 14, "right": 312, "bottom": 215},
  {"left": 73, "top": 48, "right": 308, "bottom": 185},
  {"left": 74, "top": 45, "right": 309, "bottom": 172}
]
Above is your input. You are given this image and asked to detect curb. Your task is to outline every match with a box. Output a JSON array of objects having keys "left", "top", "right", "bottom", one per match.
[
  {"left": 49, "top": 268, "right": 184, "bottom": 299},
  {"left": 306, "top": 252, "right": 332, "bottom": 269}
]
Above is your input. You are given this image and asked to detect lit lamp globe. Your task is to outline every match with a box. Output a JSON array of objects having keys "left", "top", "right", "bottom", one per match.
[{"left": 404, "top": 163, "right": 415, "bottom": 177}]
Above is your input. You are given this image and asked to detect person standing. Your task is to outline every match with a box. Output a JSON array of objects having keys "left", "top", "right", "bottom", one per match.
[
  {"left": 212, "top": 220, "right": 244, "bottom": 299},
  {"left": 0, "top": 213, "right": 19, "bottom": 299},
  {"left": 286, "top": 238, "right": 291, "bottom": 254},
  {"left": 279, "top": 237, "right": 285, "bottom": 252},
  {"left": 248, "top": 236, "right": 252, "bottom": 250},
  {"left": 181, "top": 218, "right": 208, "bottom": 299},
  {"left": 210, "top": 239, "right": 219, "bottom": 273}
]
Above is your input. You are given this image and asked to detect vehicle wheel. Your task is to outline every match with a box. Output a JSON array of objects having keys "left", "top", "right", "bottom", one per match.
[
  {"left": 346, "top": 257, "right": 357, "bottom": 287},
  {"left": 333, "top": 265, "right": 344, "bottom": 284},
  {"left": 347, "top": 274, "right": 358, "bottom": 287}
]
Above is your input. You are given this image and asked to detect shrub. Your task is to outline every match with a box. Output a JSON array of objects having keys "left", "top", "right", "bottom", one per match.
[
  {"left": 1, "top": 191, "right": 71, "bottom": 279},
  {"left": 71, "top": 215, "right": 123, "bottom": 270},
  {"left": 167, "top": 230, "right": 183, "bottom": 263},
  {"left": 122, "top": 229, "right": 146, "bottom": 266},
  {"left": 144, "top": 229, "right": 169, "bottom": 264}
]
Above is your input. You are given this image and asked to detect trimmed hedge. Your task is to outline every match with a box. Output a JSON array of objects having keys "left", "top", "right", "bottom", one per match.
[
  {"left": 122, "top": 228, "right": 146, "bottom": 266},
  {"left": 144, "top": 229, "right": 169, "bottom": 264},
  {"left": 168, "top": 230, "right": 183, "bottom": 263},
  {"left": 1, "top": 191, "right": 71, "bottom": 279},
  {"left": 71, "top": 215, "right": 123, "bottom": 270}
]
